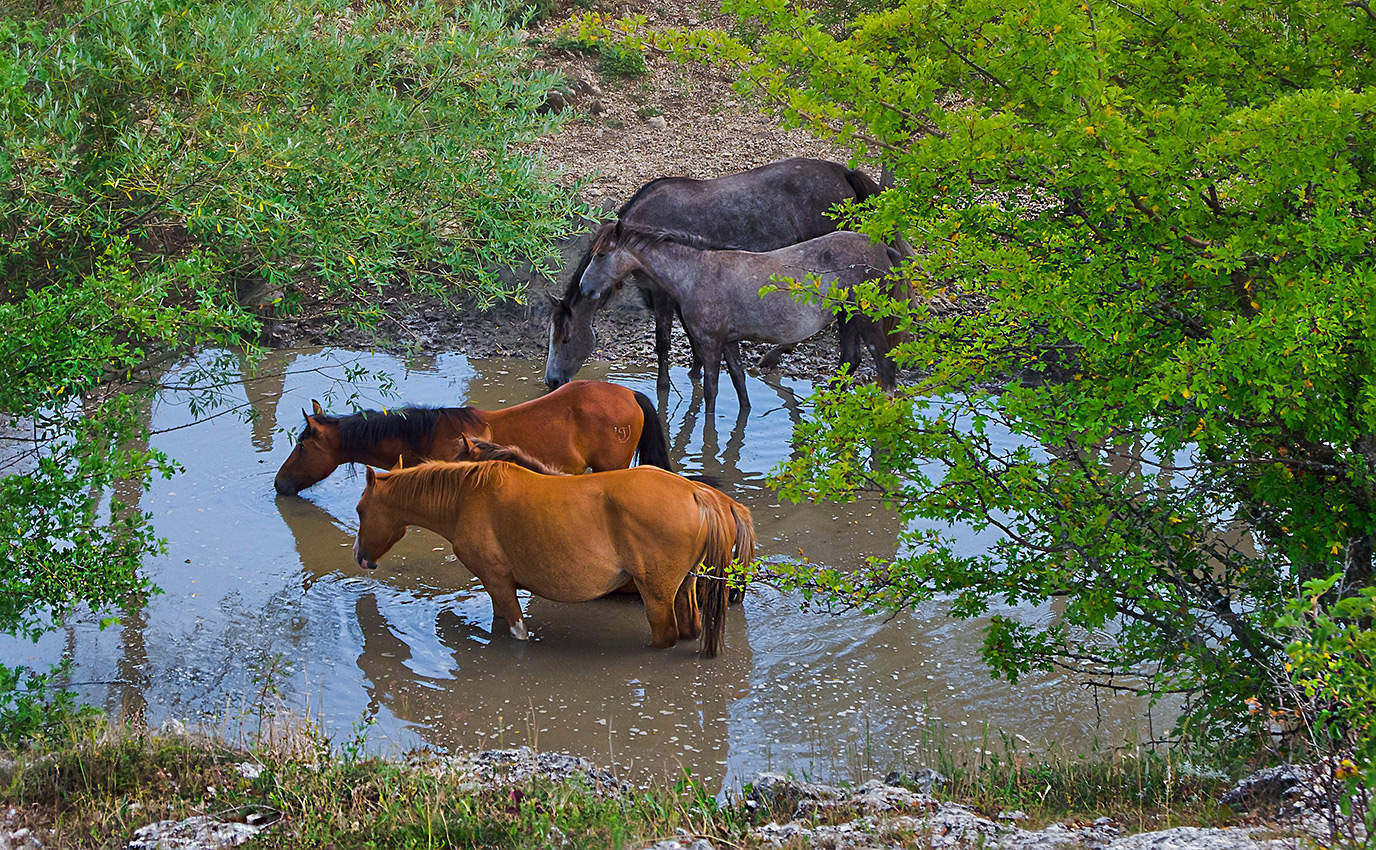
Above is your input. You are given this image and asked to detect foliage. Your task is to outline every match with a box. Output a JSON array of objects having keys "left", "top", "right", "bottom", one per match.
[
  {"left": 621, "top": 0, "right": 1376, "bottom": 742},
  {"left": 0, "top": 662, "right": 97, "bottom": 749},
  {"left": 1281, "top": 576, "right": 1376, "bottom": 844},
  {"left": 561, "top": 13, "right": 651, "bottom": 78},
  {"left": 0, "top": 0, "right": 581, "bottom": 739}
]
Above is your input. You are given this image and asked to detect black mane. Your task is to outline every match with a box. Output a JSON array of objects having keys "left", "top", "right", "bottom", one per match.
[
  {"left": 310, "top": 406, "right": 484, "bottom": 454},
  {"left": 589, "top": 220, "right": 739, "bottom": 255}
]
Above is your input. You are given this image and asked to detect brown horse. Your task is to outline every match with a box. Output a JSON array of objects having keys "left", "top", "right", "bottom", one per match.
[
  {"left": 352, "top": 461, "right": 754, "bottom": 656},
  {"left": 450, "top": 434, "right": 746, "bottom": 602},
  {"left": 274, "top": 380, "right": 671, "bottom": 495}
]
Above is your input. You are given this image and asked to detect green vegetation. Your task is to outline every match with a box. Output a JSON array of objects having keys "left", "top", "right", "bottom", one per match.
[
  {"left": 617, "top": 0, "right": 1373, "bottom": 809},
  {"left": 0, "top": 0, "right": 583, "bottom": 740},
  {"left": 0, "top": 720, "right": 1244, "bottom": 848},
  {"left": 554, "top": 13, "right": 651, "bottom": 78}
]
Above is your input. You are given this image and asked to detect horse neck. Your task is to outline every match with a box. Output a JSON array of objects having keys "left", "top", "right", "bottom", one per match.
[
  {"left": 376, "top": 472, "right": 463, "bottom": 536},
  {"left": 623, "top": 238, "right": 702, "bottom": 300}
]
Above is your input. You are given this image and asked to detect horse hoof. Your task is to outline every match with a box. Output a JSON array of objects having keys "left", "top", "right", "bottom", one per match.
[{"left": 509, "top": 620, "right": 530, "bottom": 641}]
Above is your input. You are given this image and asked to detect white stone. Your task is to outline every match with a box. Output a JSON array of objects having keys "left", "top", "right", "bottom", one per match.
[{"left": 126, "top": 816, "right": 260, "bottom": 850}]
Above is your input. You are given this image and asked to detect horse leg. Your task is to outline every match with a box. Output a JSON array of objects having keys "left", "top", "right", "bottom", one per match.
[
  {"left": 653, "top": 293, "right": 675, "bottom": 390},
  {"left": 483, "top": 574, "right": 529, "bottom": 641},
  {"left": 675, "top": 576, "right": 701, "bottom": 640},
  {"left": 676, "top": 305, "right": 704, "bottom": 384},
  {"left": 861, "top": 321, "right": 898, "bottom": 392},
  {"left": 699, "top": 339, "right": 723, "bottom": 415},
  {"left": 637, "top": 582, "right": 681, "bottom": 649},
  {"left": 838, "top": 318, "right": 863, "bottom": 381},
  {"left": 723, "top": 343, "right": 750, "bottom": 411}
]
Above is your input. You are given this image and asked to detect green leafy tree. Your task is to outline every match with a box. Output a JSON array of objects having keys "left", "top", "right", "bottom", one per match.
[
  {"left": 644, "top": 0, "right": 1376, "bottom": 740},
  {"left": 0, "top": 0, "right": 581, "bottom": 739}
]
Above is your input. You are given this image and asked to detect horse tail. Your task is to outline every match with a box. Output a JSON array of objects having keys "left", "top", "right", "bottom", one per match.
[
  {"left": 844, "top": 167, "right": 883, "bottom": 203},
  {"left": 632, "top": 390, "right": 674, "bottom": 471},
  {"left": 727, "top": 498, "right": 755, "bottom": 606},
  {"left": 695, "top": 489, "right": 738, "bottom": 658},
  {"left": 846, "top": 168, "right": 911, "bottom": 346}
]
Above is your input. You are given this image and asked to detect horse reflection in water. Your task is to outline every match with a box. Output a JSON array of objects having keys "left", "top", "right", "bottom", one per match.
[
  {"left": 351, "top": 461, "right": 753, "bottom": 656},
  {"left": 274, "top": 493, "right": 754, "bottom": 784}
]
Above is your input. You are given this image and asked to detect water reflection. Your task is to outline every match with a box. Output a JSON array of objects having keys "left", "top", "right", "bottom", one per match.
[{"left": 0, "top": 348, "right": 1165, "bottom": 791}]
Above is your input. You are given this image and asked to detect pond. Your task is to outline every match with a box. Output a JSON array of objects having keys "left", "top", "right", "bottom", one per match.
[{"left": 4, "top": 348, "right": 1163, "bottom": 790}]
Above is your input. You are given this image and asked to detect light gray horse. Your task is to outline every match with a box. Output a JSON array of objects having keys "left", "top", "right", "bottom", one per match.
[
  {"left": 544, "top": 157, "right": 888, "bottom": 390},
  {"left": 577, "top": 221, "right": 899, "bottom": 412}
]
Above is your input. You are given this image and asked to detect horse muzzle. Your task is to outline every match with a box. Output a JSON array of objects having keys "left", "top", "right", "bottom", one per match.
[
  {"left": 352, "top": 538, "right": 378, "bottom": 571},
  {"left": 273, "top": 474, "right": 301, "bottom": 496}
]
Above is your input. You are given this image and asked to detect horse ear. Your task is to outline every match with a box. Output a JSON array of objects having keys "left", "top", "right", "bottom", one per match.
[
  {"left": 459, "top": 433, "right": 473, "bottom": 454},
  {"left": 311, "top": 399, "right": 324, "bottom": 416},
  {"left": 392, "top": 454, "right": 405, "bottom": 471},
  {"left": 365, "top": 467, "right": 376, "bottom": 487}
]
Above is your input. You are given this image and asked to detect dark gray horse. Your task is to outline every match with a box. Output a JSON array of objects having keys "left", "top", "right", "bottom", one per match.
[
  {"left": 544, "top": 157, "right": 884, "bottom": 390},
  {"left": 577, "top": 221, "right": 899, "bottom": 412}
]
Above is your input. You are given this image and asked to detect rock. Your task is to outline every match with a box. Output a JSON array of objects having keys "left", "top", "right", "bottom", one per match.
[
  {"left": 647, "top": 116, "right": 667, "bottom": 130},
  {"left": 587, "top": 97, "right": 603, "bottom": 115},
  {"left": 155, "top": 718, "right": 188, "bottom": 739},
  {"left": 1220, "top": 764, "right": 1312, "bottom": 811},
  {"left": 998, "top": 809, "right": 1029, "bottom": 821},
  {"left": 749, "top": 772, "right": 843, "bottom": 818},
  {"left": 1101, "top": 825, "right": 1293, "bottom": 849},
  {"left": 126, "top": 816, "right": 260, "bottom": 850},
  {"left": 417, "top": 747, "right": 627, "bottom": 796},
  {"left": 825, "top": 780, "right": 930, "bottom": 815},
  {"left": 884, "top": 766, "right": 949, "bottom": 794},
  {"left": 233, "top": 762, "right": 263, "bottom": 780},
  {"left": 640, "top": 838, "right": 713, "bottom": 850},
  {"left": 540, "top": 91, "right": 569, "bottom": 114},
  {"left": 0, "top": 826, "right": 44, "bottom": 850}
]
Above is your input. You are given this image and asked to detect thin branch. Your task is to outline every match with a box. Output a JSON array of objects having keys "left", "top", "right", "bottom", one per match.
[{"left": 934, "top": 33, "right": 1009, "bottom": 89}]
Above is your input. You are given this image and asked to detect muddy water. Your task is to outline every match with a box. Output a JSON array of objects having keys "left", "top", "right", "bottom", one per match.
[{"left": 4, "top": 348, "right": 1164, "bottom": 789}]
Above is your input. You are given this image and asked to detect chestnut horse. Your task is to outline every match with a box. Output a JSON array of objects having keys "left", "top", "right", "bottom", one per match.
[
  {"left": 352, "top": 461, "right": 754, "bottom": 656},
  {"left": 450, "top": 434, "right": 745, "bottom": 602},
  {"left": 274, "top": 380, "right": 670, "bottom": 495}
]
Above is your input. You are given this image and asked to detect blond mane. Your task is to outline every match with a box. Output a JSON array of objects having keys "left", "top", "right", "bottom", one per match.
[{"left": 377, "top": 460, "right": 512, "bottom": 514}]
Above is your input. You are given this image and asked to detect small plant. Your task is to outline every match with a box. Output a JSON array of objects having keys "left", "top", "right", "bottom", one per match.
[
  {"left": 635, "top": 105, "right": 662, "bottom": 119},
  {"left": 506, "top": 0, "right": 556, "bottom": 26},
  {"left": 597, "top": 43, "right": 647, "bottom": 78},
  {"left": 1280, "top": 576, "right": 1376, "bottom": 847}
]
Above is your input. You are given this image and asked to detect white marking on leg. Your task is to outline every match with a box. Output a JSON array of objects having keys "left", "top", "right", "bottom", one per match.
[{"left": 509, "top": 619, "right": 529, "bottom": 641}]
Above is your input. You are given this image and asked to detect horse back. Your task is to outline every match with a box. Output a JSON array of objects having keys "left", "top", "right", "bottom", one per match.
[
  {"left": 479, "top": 465, "right": 712, "bottom": 583},
  {"left": 622, "top": 158, "right": 863, "bottom": 252},
  {"left": 481, "top": 381, "right": 643, "bottom": 473}
]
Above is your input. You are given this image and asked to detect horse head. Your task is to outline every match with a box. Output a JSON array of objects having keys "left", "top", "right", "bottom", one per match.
[
  {"left": 544, "top": 292, "right": 597, "bottom": 389},
  {"left": 352, "top": 466, "right": 406, "bottom": 570},
  {"left": 274, "top": 401, "right": 344, "bottom": 495},
  {"left": 579, "top": 221, "right": 642, "bottom": 301}
]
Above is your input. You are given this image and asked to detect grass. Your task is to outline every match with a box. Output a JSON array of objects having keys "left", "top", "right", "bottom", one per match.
[{"left": 0, "top": 715, "right": 1274, "bottom": 849}]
